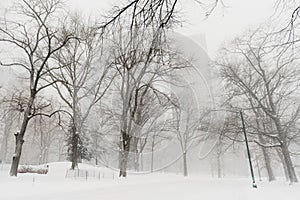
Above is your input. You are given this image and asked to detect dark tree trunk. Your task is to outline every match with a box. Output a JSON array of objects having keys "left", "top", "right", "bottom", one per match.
[
  {"left": 10, "top": 133, "right": 25, "bottom": 176},
  {"left": 119, "top": 151, "right": 129, "bottom": 177},
  {"left": 183, "top": 152, "right": 188, "bottom": 177},
  {"left": 119, "top": 131, "right": 131, "bottom": 177},
  {"left": 9, "top": 100, "right": 32, "bottom": 176}
]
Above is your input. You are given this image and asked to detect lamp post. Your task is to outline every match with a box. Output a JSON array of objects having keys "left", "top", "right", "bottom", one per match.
[{"left": 239, "top": 110, "right": 257, "bottom": 188}]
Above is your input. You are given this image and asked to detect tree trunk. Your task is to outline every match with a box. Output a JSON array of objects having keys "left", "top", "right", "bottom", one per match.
[
  {"left": 275, "top": 119, "right": 298, "bottom": 183},
  {"left": 119, "top": 152, "right": 129, "bottom": 177},
  {"left": 183, "top": 152, "right": 188, "bottom": 177},
  {"left": 255, "top": 110, "right": 275, "bottom": 181},
  {"left": 134, "top": 151, "right": 139, "bottom": 171},
  {"left": 119, "top": 150, "right": 130, "bottom": 177},
  {"left": 276, "top": 148, "right": 289, "bottom": 181},
  {"left": 44, "top": 145, "right": 49, "bottom": 164},
  {"left": 217, "top": 153, "right": 222, "bottom": 178},
  {"left": 119, "top": 131, "right": 131, "bottom": 177},
  {"left": 131, "top": 137, "right": 139, "bottom": 171},
  {"left": 140, "top": 153, "right": 143, "bottom": 171},
  {"left": 281, "top": 142, "right": 298, "bottom": 183},
  {"left": 10, "top": 133, "right": 25, "bottom": 176},
  {"left": 70, "top": 125, "right": 79, "bottom": 170},
  {"left": 9, "top": 99, "right": 32, "bottom": 176},
  {"left": 258, "top": 133, "right": 275, "bottom": 181},
  {"left": 150, "top": 135, "right": 155, "bottom": 172},
  {"left": 261, "top": 147, "right": 275, "bottom": 181},
  {"left": 254, "top": 153, "right": 262, "bottom": 181}
]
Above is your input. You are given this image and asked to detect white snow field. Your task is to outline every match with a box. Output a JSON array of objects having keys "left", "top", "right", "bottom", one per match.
[{"left": 0, "top": 162, "right": 299, "bottom": 200}]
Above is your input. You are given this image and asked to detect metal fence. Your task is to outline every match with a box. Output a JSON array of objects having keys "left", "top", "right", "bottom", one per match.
[{"left": 65, "top": 169, "right": 116, "bottom": 180}]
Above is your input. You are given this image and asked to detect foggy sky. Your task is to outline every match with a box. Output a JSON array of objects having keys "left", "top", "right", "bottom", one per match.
[
  {"left": 0, "top": 0, "right": 280, "bottom": 85},
  {"left": 0, "top": 0, "right": 279, "bottom": 56},
  {"left": 64, "top": 0, "right": 278, "bottom": 56}
]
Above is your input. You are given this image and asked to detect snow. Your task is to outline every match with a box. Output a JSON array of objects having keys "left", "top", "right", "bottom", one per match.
[{"left": 0, "top": 162, "right": 299, "bottom": 200}]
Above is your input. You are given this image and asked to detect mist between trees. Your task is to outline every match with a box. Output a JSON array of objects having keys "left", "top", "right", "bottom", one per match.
[{"left": 0, "top": 0, "right": 300, "bottom": 185}]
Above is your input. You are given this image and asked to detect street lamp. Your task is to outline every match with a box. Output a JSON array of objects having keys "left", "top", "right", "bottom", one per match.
[{"left": 239, "top": 110, "right": 257, "bottom": 188}]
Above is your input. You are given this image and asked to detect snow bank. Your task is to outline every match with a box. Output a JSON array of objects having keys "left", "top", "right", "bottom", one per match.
[{"left": 0, "top": 162, "right": 299, "bottom": 200}]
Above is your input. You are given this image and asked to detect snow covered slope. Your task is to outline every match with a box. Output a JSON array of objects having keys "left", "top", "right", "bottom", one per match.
[{"left": 0, "top": 162, "right": 299, "bottom": 200}]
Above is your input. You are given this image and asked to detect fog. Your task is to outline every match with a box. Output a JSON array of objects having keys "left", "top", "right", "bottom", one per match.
[{"left": 0, "top": 1, "right": 300, "bottom": 199}]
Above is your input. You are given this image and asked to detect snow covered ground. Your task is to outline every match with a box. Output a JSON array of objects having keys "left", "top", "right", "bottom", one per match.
[{"left": 0, "top": 162, "right": 299, "bottom": 200}]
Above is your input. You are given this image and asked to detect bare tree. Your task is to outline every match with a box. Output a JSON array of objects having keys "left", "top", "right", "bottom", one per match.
[
  {"left": 50, "top": 16, "right": 115, "bottom": 170},
  {"left": 106, "top": 17, "right": 190, "bottom": 176},
  {"left": 99, "top": 0, "right": 224, "bottom": 31},
  {"left": 248, "top": 98, "right": 276, "bottom": 181},
  {"left": 0, "top": 0, "right": 76, "bottom": 176},
  {"left": 217, "top": 28, "right": 300, "bottom": 183}
]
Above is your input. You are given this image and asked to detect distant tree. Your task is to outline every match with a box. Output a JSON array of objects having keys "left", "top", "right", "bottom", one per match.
[
  {"left": 0, "top": 104, "right": 15, "bottom": 163},
  {"left": 31, "top": 111, "right": 61, "bottom": 164},
  {"left": 172, "top": 103, "right": 210, "bottom": 176}
]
